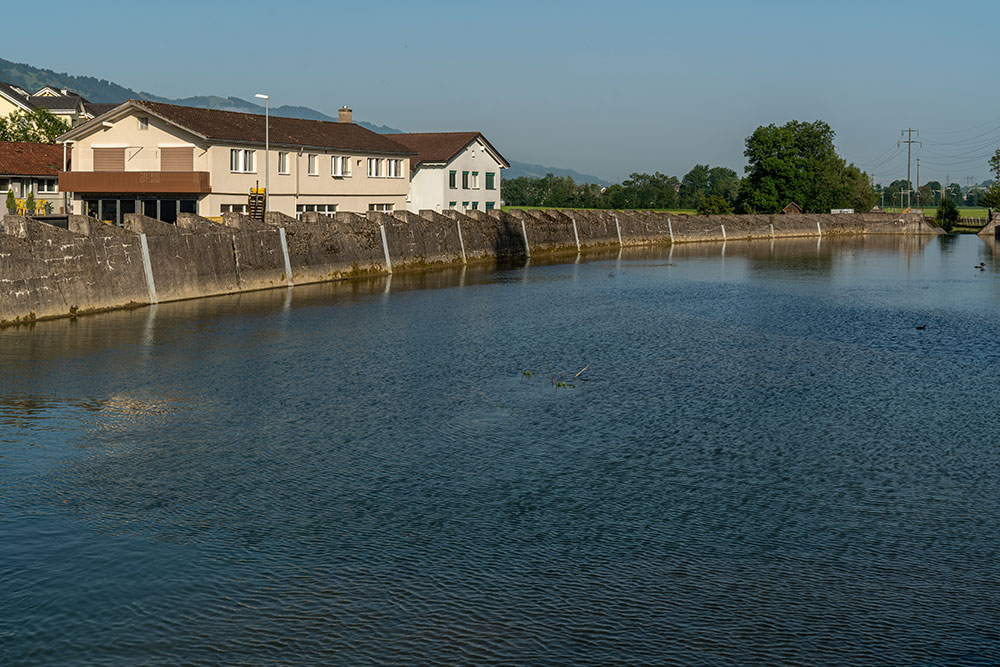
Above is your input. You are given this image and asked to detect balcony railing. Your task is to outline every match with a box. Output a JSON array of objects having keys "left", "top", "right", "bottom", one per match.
[{"left": 58, "top": 171, "right": 211, "bottom": 194}]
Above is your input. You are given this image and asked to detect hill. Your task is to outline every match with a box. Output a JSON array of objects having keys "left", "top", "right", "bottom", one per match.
[
  {"left": 0, "top": 56, "right": 599, "bottom": 179},
  {"left": 504, "top": 161, "right": 611, "bottom": 186}
]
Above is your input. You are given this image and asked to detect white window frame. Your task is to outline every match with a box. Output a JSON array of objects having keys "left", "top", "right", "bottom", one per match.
[
  {"left": 36, "top": 178, "right": 58, "bottom": 193},
  {"left": 332, "top": 155, "right": 351, "bottom": 177},
  {"left": 368, "top": 203, "right": 393, "bottom": 212},
  {"left": 367, "top": 157, "right": 383, "bottom": 178},
  {"left": 471, "top": 171, "right": 480, "bottom": 189},
  {"left": 278, "top": 151, "right": 289, "bottom": 174},
  {"left": 296, "top": 203, "right": 337, "bottom": 220},
  {"left": 307, "top": 153, "right": 319, "bottom": 176},
  {"left": 230, "top": 148, "right": 256, "bottom": 173},
  {"left": 387, "top": 158, "right": 402, "bottom": 178},
  {"left": 221, "top": 203, "right": 249, "bottom": 214}
]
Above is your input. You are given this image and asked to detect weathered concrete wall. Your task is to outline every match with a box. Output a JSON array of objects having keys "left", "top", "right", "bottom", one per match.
[
  {"left": 977, "top": 212, "right": 1000, "bottom": 238},
  {"left": 0, "top": 209, "right": 944, "bottom": 326}
]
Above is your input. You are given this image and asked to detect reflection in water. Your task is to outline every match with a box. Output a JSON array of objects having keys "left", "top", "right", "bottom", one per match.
[{"left": 3, "top": 234, "right": 1000, "bottom": 665}]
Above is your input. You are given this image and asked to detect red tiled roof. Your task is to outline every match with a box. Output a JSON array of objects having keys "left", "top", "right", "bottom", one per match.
[
  {"left": 392, "top": 132, "right": 509, "bottom": 170},
  {"left": 0, "top": 141, "right": 64, "bottom": 177},
  {"left": 128, "top": 100, "right": 415, "bottom": 155}
]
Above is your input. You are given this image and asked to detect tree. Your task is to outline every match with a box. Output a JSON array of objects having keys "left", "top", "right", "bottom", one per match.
[
  {"left": 736, "top": 120, "right": 877, "bottom": 213},
  {"left": 5, "top": 188, "right": 14, "bottom": 213},
  {"left": 678, "top": 164, "right": 710, "bottom": 208},
  {"left": 936, "top": 197, "right": 959, "bottom": 232},
  {"left": 707, "top": 166, "right": 740, "bottom": 203},
  {"left": 24, "top": 190, "right": 35, "bottom": 215},
  {"left": 979, "top": 185, "right": 1000, "bottom": 209},
  {"left": 696, "top": 195, "right": 734, "bottom": 215},
  {"left": 990, "top": 148, "right": 1000, "bottom": 186},
  {"left": 0, "top": 107, "right": 71, "bottom": 143}
]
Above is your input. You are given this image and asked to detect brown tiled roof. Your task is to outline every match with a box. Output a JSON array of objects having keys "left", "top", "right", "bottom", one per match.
[
  {"left": 392, "top": 131, "right": 509, "bottom": 169},
  {"left": 0, "top": 141, "right": 64, "bottom": 177},
  {"left": 130, "top": 100, "right": 414, "bottom": 155}
]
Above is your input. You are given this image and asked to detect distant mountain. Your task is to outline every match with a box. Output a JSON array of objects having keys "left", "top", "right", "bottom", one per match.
[
  {"left": 0, "top": 56, "right": 395, "bottom": 134},
  {"left": 504, "top": 161, "right": 611, "bottom": 186},
  {"left": 0, "top": 56, "right": 165, "bottom": 103},
  {"left": 0, "top": 56, "right": 600, "bottom": 180}
]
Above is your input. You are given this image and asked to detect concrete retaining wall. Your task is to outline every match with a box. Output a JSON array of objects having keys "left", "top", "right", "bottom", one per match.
[{"left": 0, "top": 209, "right": 943, "bottom": 326}]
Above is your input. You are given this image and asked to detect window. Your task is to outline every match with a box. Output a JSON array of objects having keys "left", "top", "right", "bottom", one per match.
[
  {"left": 296, "top": 203, "right": 337, "bottom": 220},
  {"left": 221, "top": 203, "right": 248, "bottom": 214},
  {"left": 308, "top": 154, "right": 318, "bottom": 175},
  {"left": 387, "top": 159, "right": 402, "bottom": 178},
  {"left": 449, "top": 171, "right": 457, "bottom": 189},
  {"left": 367, "top": 158, "right": 383, "bottom": 177},
  {"left": 485, "top": 201, "right": 495, "bottom": 211},
  {"left": 462, "top": 171, "right": 469, "bottom": 189},
  {"left": 485, "top": 172, "right": 495, "bottom": 190},
  {"left": 471, "top": 171, "right": 479, "bottom": 189},
  {"left": 138, "top": 116, "right": 149, "bottom": 130},
  {"left": 462, "top": 201, "right": 469, "bottom": 209},
  {"left": 230, "top": 149, "right": 255, "bottom": 173},
  {"left": 471, "top": 201, "right": 479, "bottom": 210},
  {"left": 449, "top": 201, "right": 457, "bottom": 209},
  {"left": 368, "top": 203, "right": 393, "bottom": 211},
  {"left": 278, "top": 152, "right": 289, "bottom": 174},
  {"left": 36, "top": 178, "right": 58, "bottom": 193},
  {"left": 332, "top": 155, "right": 351, "bottom": 177}
]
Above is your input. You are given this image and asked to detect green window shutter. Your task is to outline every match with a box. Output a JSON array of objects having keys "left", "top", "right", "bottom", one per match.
[
  {"left": 449, "top": 171, "right": 456, "bottom": 188},
  {"left": 485, "top": 173, "right": 495, "bottom": 190},
  {"left": 462, "top": 171, "right": 469, "bottom": 189}
]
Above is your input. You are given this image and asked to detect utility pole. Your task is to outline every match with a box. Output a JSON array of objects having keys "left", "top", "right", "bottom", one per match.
[
  {"left": 899, "top": 128, "right": 921, "bottom": 209},
  {"left": 916, "top": 158, "right": 920, "bottom": 208}
]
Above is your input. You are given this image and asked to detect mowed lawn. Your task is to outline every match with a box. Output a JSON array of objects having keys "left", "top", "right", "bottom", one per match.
[{"left": 884, "top": 206, "right": 992, "bottom": 219}]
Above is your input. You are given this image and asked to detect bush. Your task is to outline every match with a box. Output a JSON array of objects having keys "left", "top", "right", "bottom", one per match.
[
  {"left": 5, "top": 188, "right": 14, "bottom": 214},
  {"left": 696, "top": 194, "right": 734, "bottom": 215}
]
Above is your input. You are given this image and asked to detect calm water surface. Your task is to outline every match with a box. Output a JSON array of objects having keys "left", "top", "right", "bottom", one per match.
[{"left": 2, "top": 234, "right": 1000, "bottom": 665}]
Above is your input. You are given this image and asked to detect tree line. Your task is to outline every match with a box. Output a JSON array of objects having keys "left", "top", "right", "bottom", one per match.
[
  {"left": 502, "top": 165, "right": 740, "bottom": 213},
  {"left": 505, "top": 120, "right": 879, "bottom": 214}
]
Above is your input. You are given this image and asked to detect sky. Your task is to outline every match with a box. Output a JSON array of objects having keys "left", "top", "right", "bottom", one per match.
[{"left": 8, "top": 0, "right": 1000, "bottom": 186}]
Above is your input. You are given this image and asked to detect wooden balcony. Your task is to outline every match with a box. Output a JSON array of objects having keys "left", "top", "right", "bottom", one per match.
[{"left": 58, "top": 171, "right": 211, "bottom": 194}]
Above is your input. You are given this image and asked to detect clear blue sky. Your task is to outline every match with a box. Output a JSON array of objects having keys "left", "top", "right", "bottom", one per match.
[{"left": 8, "top": 0, "right": 1000, "bottom": 185}]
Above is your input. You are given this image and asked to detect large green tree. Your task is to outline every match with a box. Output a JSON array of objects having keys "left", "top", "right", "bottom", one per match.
[
  {"left": 736, "top": 120, "right": 876, "bottom": 213},
  {"left": 0, "top": 107, "right": 70, "bottom": 143}
]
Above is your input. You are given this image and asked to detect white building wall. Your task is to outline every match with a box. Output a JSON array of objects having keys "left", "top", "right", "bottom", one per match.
[{"left": 405, "top": 138, "right": 503, "bottom": 213}]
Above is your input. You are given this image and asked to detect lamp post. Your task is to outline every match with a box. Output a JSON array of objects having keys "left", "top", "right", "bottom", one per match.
[{"left": 255, "top": 93, "right": 269, "bottom": 213}]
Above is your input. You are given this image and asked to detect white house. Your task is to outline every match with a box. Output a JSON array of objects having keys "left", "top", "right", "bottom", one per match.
[{"left": 392, "top": 132, "right": 508, "bottom": 213}]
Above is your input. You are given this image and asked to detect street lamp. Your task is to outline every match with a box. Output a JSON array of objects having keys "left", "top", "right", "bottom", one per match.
[{"left": 255, "top": 93, "right": 269, "bottom": 213}]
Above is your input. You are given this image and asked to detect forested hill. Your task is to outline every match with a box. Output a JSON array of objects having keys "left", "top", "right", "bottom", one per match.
[
  {"left": 0, "top": 56, "right": 400, "bottom": 134},
  {"left": 0, "top": 57, "right": 162, "bottom": 103},
  {"left": 0, "top": 56, "right": 598, "bottom": 177}
]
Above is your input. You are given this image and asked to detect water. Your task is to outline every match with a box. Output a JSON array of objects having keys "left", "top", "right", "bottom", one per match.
[{"left": 3, "top": 234, "right": 1000, "bottom": 665}]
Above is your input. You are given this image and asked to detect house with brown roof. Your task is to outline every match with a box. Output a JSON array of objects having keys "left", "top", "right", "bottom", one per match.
[
  {"left": 56, "top": 100, "right": 415, "bottom": 223},
  {"left": 0, "top": 141, "right": 67, "bottom": 214},
  {"left": 391, "top": 132, "right": 508, "bottom": 213}
]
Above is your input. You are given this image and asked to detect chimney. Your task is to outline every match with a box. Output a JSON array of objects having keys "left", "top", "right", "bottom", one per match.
[{"left": 338, "top": 106, "right": 353, "bottom": 123}]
